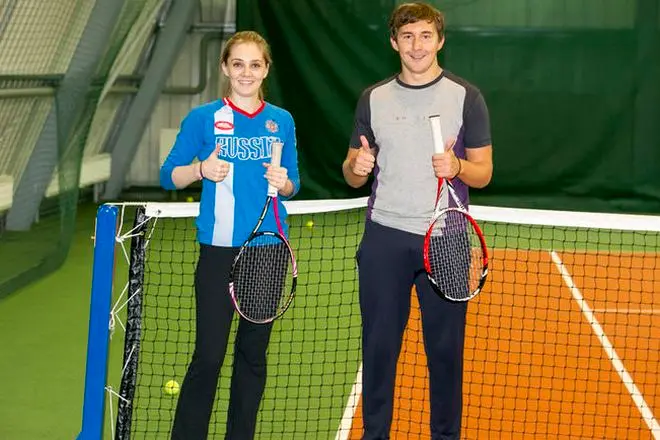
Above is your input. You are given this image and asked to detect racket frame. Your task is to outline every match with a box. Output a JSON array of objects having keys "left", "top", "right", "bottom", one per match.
[{"left": 423, "top": 198, "right": 489, "bottom": 301}]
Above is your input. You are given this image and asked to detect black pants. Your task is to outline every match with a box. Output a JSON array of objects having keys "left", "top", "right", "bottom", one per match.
[
  {"left": 357, "top": 220, "right": 468, "bottom": 440},
  {"left": 171, "top": 244, "right": 274, "bottom": 440}
]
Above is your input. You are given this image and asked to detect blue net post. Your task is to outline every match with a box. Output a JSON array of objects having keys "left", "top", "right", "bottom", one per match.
[{"left": 77, "top": 204, "right": 118, "bottom": 440}]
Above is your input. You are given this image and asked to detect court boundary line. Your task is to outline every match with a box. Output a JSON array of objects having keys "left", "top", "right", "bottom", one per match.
[
  {"left": 550, "top": 250, "right": 660, "bottom": 439},
  {"left": 335, "top": 363, "right": 363, "bottom": 440},
  {"left": 593, "top": 308, "right": 660, "bottom": 315}
]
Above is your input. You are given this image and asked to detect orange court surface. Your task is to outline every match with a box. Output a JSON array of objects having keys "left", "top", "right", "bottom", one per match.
[{"left": 344, "top": 249, "right": 659, "bottom": 439}]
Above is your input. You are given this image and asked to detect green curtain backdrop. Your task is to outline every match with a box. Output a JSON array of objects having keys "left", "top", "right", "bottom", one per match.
[{"left": 237, "top": 0, "right": 660, "bottom": 213}]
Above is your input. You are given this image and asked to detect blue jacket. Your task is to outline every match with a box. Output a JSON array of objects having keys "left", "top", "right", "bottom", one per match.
[{"left": 160, "top": 98, "right": 300, "bottom": 246}]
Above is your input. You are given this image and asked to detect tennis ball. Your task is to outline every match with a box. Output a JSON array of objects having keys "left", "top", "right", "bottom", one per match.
[
  {"left": 164, "top": 380, "right": 180, "bottom": 395},
  {"left": 305, "top": 220, "right": 314, "bottom": 228},
  {"left": 186, "top": 196, "right": 194, "bottom": 202}
]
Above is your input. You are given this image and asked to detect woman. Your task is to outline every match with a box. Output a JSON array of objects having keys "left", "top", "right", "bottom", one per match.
[{"left": 160, "top": 30, "right": 300, "bottom": 440}]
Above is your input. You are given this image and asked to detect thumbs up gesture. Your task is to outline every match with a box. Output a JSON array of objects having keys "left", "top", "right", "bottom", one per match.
[
  {"left": 201, "top": 144, "right": 230, "bottom": 182},
  {"left": 350, "top": 135, "right": 376, "bottom": 177}
]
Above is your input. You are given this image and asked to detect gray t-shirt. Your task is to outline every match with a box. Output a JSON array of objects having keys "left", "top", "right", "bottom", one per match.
[{"left": 349, "top": 70, "right": 491, "bottom": 236}]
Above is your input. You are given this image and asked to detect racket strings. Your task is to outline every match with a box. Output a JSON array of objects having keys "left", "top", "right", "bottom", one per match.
[
  {"left": 428, "top": 211, "right": 485, "bottom": 300},
  {"left": 232, "top": 234, "right": 294, "bottom": 321}
]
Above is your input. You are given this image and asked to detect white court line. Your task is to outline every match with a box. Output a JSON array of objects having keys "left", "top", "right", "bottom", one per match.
[
  {"left": 550, "top": 251, "right": 660, "bottom": 439},
  {"left": 334, "top": 363, "right": 363, "bottom": 440},
  {"left": 593, "top": 308, "right": 660, "bottom": 315}
]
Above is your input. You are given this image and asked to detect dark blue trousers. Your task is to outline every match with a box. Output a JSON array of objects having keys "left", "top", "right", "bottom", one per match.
[{"left": 356, "top": 219, "right": 468, "bottom": 440}]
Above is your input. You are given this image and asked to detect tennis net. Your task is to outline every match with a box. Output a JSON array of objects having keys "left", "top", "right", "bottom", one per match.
[{"left": 77, "top": 197, "right": 660, "bottom": 439}]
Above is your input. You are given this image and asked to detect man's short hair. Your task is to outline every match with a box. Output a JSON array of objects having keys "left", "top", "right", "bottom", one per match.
[{"left": 389, "top": 2, "right": 445, "bottom": 39}]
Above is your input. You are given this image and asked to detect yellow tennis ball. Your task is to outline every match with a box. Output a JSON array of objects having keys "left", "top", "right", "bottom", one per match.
[
  {"left": 305, "top": 220, "right": 314, "bottom": 228},
  {"left": 186, "top": 196, "right": 194, "bottom": 202},
  {"left": 164, "top": 380, "right": 180, "bottom": 395}
]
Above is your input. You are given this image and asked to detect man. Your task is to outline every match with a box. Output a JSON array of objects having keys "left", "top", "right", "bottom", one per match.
[{"left": 342, "top": 2, "right": 493, "bottom": 439}]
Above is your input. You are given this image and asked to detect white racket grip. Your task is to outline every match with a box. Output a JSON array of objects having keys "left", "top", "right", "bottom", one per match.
[
  {"left": 268, "top": 141, "right": 283, "bottom": 197},
  {"left": 429, "top": 115, "right": 445, "bottom": 154}
]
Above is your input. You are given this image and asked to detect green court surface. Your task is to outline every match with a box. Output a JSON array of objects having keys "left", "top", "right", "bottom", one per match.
[
  {"left": 0, "top": 203, "right": 100, "bottom": 440},
  {"left": 0, "top": 203, "right": 366, "bottom": 440}
]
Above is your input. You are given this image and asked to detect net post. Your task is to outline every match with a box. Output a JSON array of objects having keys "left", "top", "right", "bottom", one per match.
[{"left": 77, "top": 204, "right": 118, "bottom": 440}]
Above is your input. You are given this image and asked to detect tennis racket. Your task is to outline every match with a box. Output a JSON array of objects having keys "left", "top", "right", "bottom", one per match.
[
  {"left": 229, "top": 141, "right": 298, "bottom": 323},
  {"left": 423, "top": 115, "right": 489, "bottom": 301}
]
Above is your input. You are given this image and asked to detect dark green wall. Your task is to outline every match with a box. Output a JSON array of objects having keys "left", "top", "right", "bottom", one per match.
[{"left": 238, "top": 0, "right": 660, "bottom": 213}]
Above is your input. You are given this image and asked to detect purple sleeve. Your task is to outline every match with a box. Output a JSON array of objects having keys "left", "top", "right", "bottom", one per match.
[
  {"left": 463, "top": 90, "right": 491, "bottom": 148},
  {"left": 349, "top": 90, "right": 376, "bottom": 149}
]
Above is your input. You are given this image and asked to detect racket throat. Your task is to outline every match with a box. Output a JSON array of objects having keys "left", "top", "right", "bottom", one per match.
[{"left": 250, "top": 196, "right": 273, "bottom": 235}]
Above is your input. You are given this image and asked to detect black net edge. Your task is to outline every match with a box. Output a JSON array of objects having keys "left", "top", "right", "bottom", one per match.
[{"left": 115, "top": 207, "right": 149, "bottom": 440}]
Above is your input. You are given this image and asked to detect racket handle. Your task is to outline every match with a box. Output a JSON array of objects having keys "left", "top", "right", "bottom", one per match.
[
  {"left": 268, "top": 141, "right": 283, "bottom": 197},
  {"left": 429, "top": 115, "right": 445, "bottom": 155}
]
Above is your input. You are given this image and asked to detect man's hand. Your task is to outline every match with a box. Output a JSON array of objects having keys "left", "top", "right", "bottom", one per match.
[
  {"left": 350, "top": 135, "right": 376, "bottom": 177},
  {"left": 432, "top": 138, "right": 460, "bottom": 179}
]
